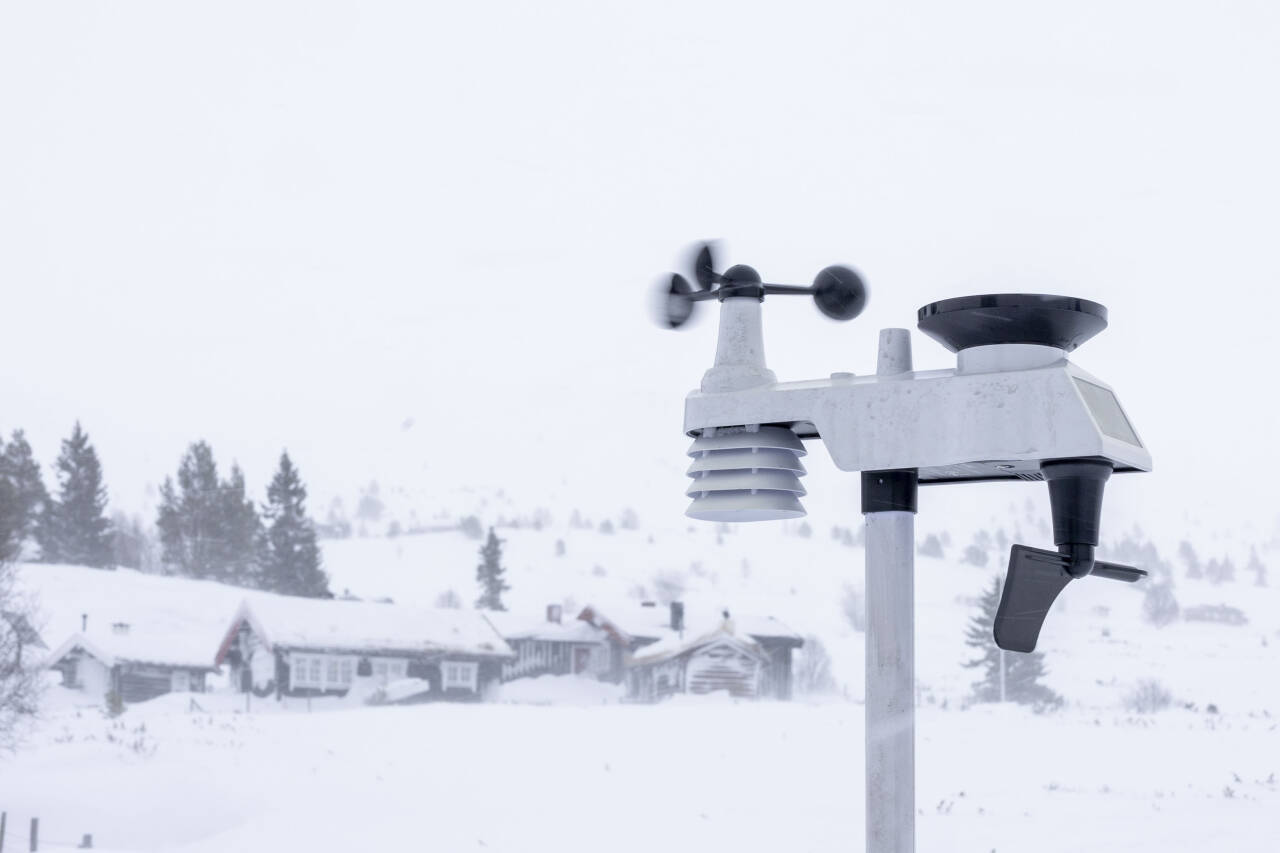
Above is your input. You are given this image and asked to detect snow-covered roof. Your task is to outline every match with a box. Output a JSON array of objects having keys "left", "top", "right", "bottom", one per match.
[
  {"left": 28, "top": 565, "right": 237, "bottom": 671},
  {"left": 224, "top": 596, "right": 514, "bottom": 660},
  {"left": 628, "top": 621, "right": 768, "bottom": 667},
  {"left": 580, "top": 602, "right": 802, "bottom": 646},
  {"left": 485, "top": 610, "right": 606, "bottom": 644}
]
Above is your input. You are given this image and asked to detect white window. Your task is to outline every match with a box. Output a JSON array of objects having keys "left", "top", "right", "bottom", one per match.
[
  {"left": 443, "top": 661, "right": 478, "bottom": 691},
  {"left": 370, "top": 658, "right": 408, "bottom": 684},
  {"left": 290, "top": 654, "right": 356, "bottom": 690}
]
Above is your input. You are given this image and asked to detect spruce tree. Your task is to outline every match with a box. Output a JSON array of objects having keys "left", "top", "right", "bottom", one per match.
[
  {"left": 2, "top": 430, "right": 49, "bottom": 550},
  {"left": 42, "top": 422, "right": 112, "bottom": 567},
  {"left": 963, "top": 575, "right": 1061, "bottom": 709},
  {"left": 219, "top": 464, "right": 264, "bottom": 587},
  {"left": 0, "top": 459, "right": 21, "bottom": 563},
  {"left": 474, "top": 527, "right": 510, "bottom": 611},
  {"left": 261, "top": 452, "right": 328, "bottom": 597},
  {"left": 156, "top": 441, "right": 222, "bottom": 578}
]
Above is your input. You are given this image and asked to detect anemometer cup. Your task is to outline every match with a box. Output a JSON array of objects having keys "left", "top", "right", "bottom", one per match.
[{"left": 994, "top": 459, "right": 1146, "bottom": 653}]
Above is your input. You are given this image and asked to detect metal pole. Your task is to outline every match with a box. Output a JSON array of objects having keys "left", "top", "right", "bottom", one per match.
[
  {"left": 999, "top": 648, "right": 1007, "bottom": 703},
  {"left": 864, "top": 505, "right": 916, "bottom": 853},
  {"left": 864, "top": 328, "right": 915, "bottom": 853}
]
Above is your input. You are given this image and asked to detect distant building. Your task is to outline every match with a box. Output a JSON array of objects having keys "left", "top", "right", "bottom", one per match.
[
  {"left": 47, "top": 617, "right": 216, "bottom": 704},
  {"left": 216, "top": 596, "right": 514, "bottom": 702},
  {"left": 578, "top": 601, "right": 803, "bottom": 700},
  {"left": 488, "top": 604, "right": 613, "bottom": 682}
]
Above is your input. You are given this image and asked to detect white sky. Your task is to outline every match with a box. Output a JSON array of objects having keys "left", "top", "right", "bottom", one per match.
[{"left": 2, "top": 1, "right": 1278, "bottom": 546}]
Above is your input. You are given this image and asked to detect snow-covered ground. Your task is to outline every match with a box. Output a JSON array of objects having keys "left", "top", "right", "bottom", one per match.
[
  {"left": 5, "top": 519, "right": 1278, "bottom": 851},
  {"left": 1, "top": 695, "right": 1276, "bottom": 852}
]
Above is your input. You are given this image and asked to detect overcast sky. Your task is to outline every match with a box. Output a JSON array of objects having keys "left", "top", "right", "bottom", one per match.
[{"left": 2, "top": 1, "right": 1277, "bottom": 546}]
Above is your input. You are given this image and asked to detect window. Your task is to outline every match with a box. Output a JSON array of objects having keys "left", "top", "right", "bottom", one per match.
[
  {"left": 443, "top": 661, "right": 478, "bottom": 691},
  {"left": 290, "top": 654, "right": 356, "bottom": 690},
  {"left": 369, "top": 658, "right": 407, "bottom": 684}
]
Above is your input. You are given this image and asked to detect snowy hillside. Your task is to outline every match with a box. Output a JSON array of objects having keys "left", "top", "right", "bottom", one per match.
[{"left": 4, "top": 512, "right": 1278, "bottom": 852}]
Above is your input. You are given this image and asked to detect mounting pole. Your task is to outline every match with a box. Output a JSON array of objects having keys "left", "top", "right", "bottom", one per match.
[{"left": 863, "top": 328, "right": 916, "bottom": 853}]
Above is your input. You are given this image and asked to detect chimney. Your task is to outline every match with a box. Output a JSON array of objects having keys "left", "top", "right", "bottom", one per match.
[
  {"left": 670, "top": 601, "right": 685, "bottom": 633},
  {"left": 546, "top": 603, "right": 563, "bottom": 624},
  {"left": 81, "top": 613, "right": 87, "bottom": 632}
]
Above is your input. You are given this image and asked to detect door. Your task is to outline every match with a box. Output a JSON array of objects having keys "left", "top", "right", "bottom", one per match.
[{"left": 573, "top": 646, "right": 591, "bottom": 675}]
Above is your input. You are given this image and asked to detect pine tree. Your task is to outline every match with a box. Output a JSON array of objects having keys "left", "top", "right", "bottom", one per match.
[
  {"left": 42, "top": 423, "right": 112, "bottom": 567},
  {"left": 1248, "top": 547, "right": 1268, "bottom": 588},
  {"left": 0, "top": 458, "right": 21, "bottom": 563},
  {"left": 261, "top": 452, "right": 328, "bottom": 597},
  {"left": 2, "top": 430, "right": 49, "bottom": 551},
  {"left": 474, "top": 527, "right": 509, "bottom": 611},
  {"left": 963, "top": 575, "right": 1061, "bottom": 709},
  {"left": 218, "top": 464, "right": 264, "bottom": 587},
  {"left": 157, "top": 442, "right": 222, "bottom": 578}
]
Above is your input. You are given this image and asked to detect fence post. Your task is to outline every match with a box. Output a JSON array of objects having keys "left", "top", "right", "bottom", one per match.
[
  {"left": 1, "top": 810, "right": 7, "bottom": 852},
  {"left": 27, "top": 817, "right": 36, "bottom": 853}
]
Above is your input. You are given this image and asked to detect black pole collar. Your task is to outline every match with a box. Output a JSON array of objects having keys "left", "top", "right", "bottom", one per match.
[{"left": 861, "top": 469, "right": 919, "bottom": 514}]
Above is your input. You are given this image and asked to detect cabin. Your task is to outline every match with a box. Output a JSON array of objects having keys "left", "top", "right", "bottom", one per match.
[
  {"left": 216, "top": 596, "right": 515, "bottom": 702},
  {"left": 46, "top": 619, "right": 216, "bottom": 704},
  {"left": 579, "top": 601, "right": 803, "bottom": 700},
  {"left": 488, "top": 605, "right": 613, "bottom": 682}
]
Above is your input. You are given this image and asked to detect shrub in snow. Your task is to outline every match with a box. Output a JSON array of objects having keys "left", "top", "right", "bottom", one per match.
[
  {"left": 435, "top": 589, "right": 462, "bottom": 609},
  {"left": 105, "top": 690, "right": 125, "bottom": 718},
  {"left": 459, "top": 515, "right": 483, "bottom": 540},
  {"left": 652, "top": 570, "right": 686, "bottom": 605},
  {"left": 793, "top": 635, "right": 837, "bottom": 695},
  {"left": 1248, "top": 547, "right": 1268, "bottom": 587},
  {"left": 1205, "top": 557, "right": 1236, "bottom": 585},
  {"left": 842, "top": 584, "right": 865, "bottom": 633},
  {"left": 918, "top": 534, "right": 944, "bottom": 559},
  {"left": 1124, "top": 679, "right": 1173, "bottom": 714},
  {"left": 962, "top": 544, "right": 988, "bottom": 567},
  {"left": 619, "top": 508, "right": 639, "bottom": 530},
  {"left": 555, "top": 538, "right": 566, "bottom": 557},
  {"left": 1179, "top": 540, "right": 1202, "bottom": 579},
  {"left": 591, "top": 564, "right": 607, "bottom": 577},
  {"left": 795, "top": 521, "right": 812, "bottom": 539},
  {"left": 1183, "top": 604, "right": 1247, "bottom": 625},
  {"left": 1, "top": 565, "right": 43, "bottom": 749},
  {"left": 1142, "top": 581, "right": 1180, "bottom": 627},
  {"left": 598, "top": 519, "right": 615, "bottom": 535}
]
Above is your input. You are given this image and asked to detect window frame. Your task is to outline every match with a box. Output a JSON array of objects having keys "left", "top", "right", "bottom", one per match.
[{"left": 442, "top": 660, "right": 478, "bottom": 692}]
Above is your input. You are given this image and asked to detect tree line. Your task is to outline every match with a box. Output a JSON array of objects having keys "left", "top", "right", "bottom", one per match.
[{"left": 0, "top": 423, "right": 329, "bottom": 598}]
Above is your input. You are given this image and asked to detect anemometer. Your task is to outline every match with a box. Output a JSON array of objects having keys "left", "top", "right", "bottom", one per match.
[{"left": 656, "top": 242, "right": 1152, "bottom": 853}]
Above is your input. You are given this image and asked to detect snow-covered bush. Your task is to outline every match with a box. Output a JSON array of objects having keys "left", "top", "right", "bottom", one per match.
[
  {"left": 842, "top": 584, "right": 865, "bottom": 632},
  {"left": 651, "top": 570, "right": 686, "bottom": 604},
  {"left": 792, "top": 635, "right": 837, "bottom": 695},
  {"left": 1183, "top": 604, "right": 1247, "bottom": 625},
  {"left": 1142, "top": 581, "right": 1180, "bottom": 627},
  {"left": 1124, "top": 679, "right": 1173, "bottom": 714},
  {"left": 918, "top": 534, "right": 944, "bottom": 559}
]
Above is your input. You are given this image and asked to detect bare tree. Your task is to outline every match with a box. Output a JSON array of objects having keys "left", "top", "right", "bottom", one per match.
[{"left": 1, "top": 559, "right": 43, "bottom": 751}]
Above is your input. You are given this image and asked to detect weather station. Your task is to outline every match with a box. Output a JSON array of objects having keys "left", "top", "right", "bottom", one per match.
[{"left": 656, "top": 244, "right": 1153, "bottom": 853}]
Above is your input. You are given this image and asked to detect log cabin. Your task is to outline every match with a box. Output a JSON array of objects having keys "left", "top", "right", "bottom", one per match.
[
  {"left": 216, "top": 596, "right": 514, "bottom": 702},
  {"left": 46, "top": 619, "right": 216, "bottom": 704},
  {"left": 578, "top": 602, "right": 803, "bottom": 700},
  {"left": 488, "top": 604, "right": 613, "bottom": 682}
]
